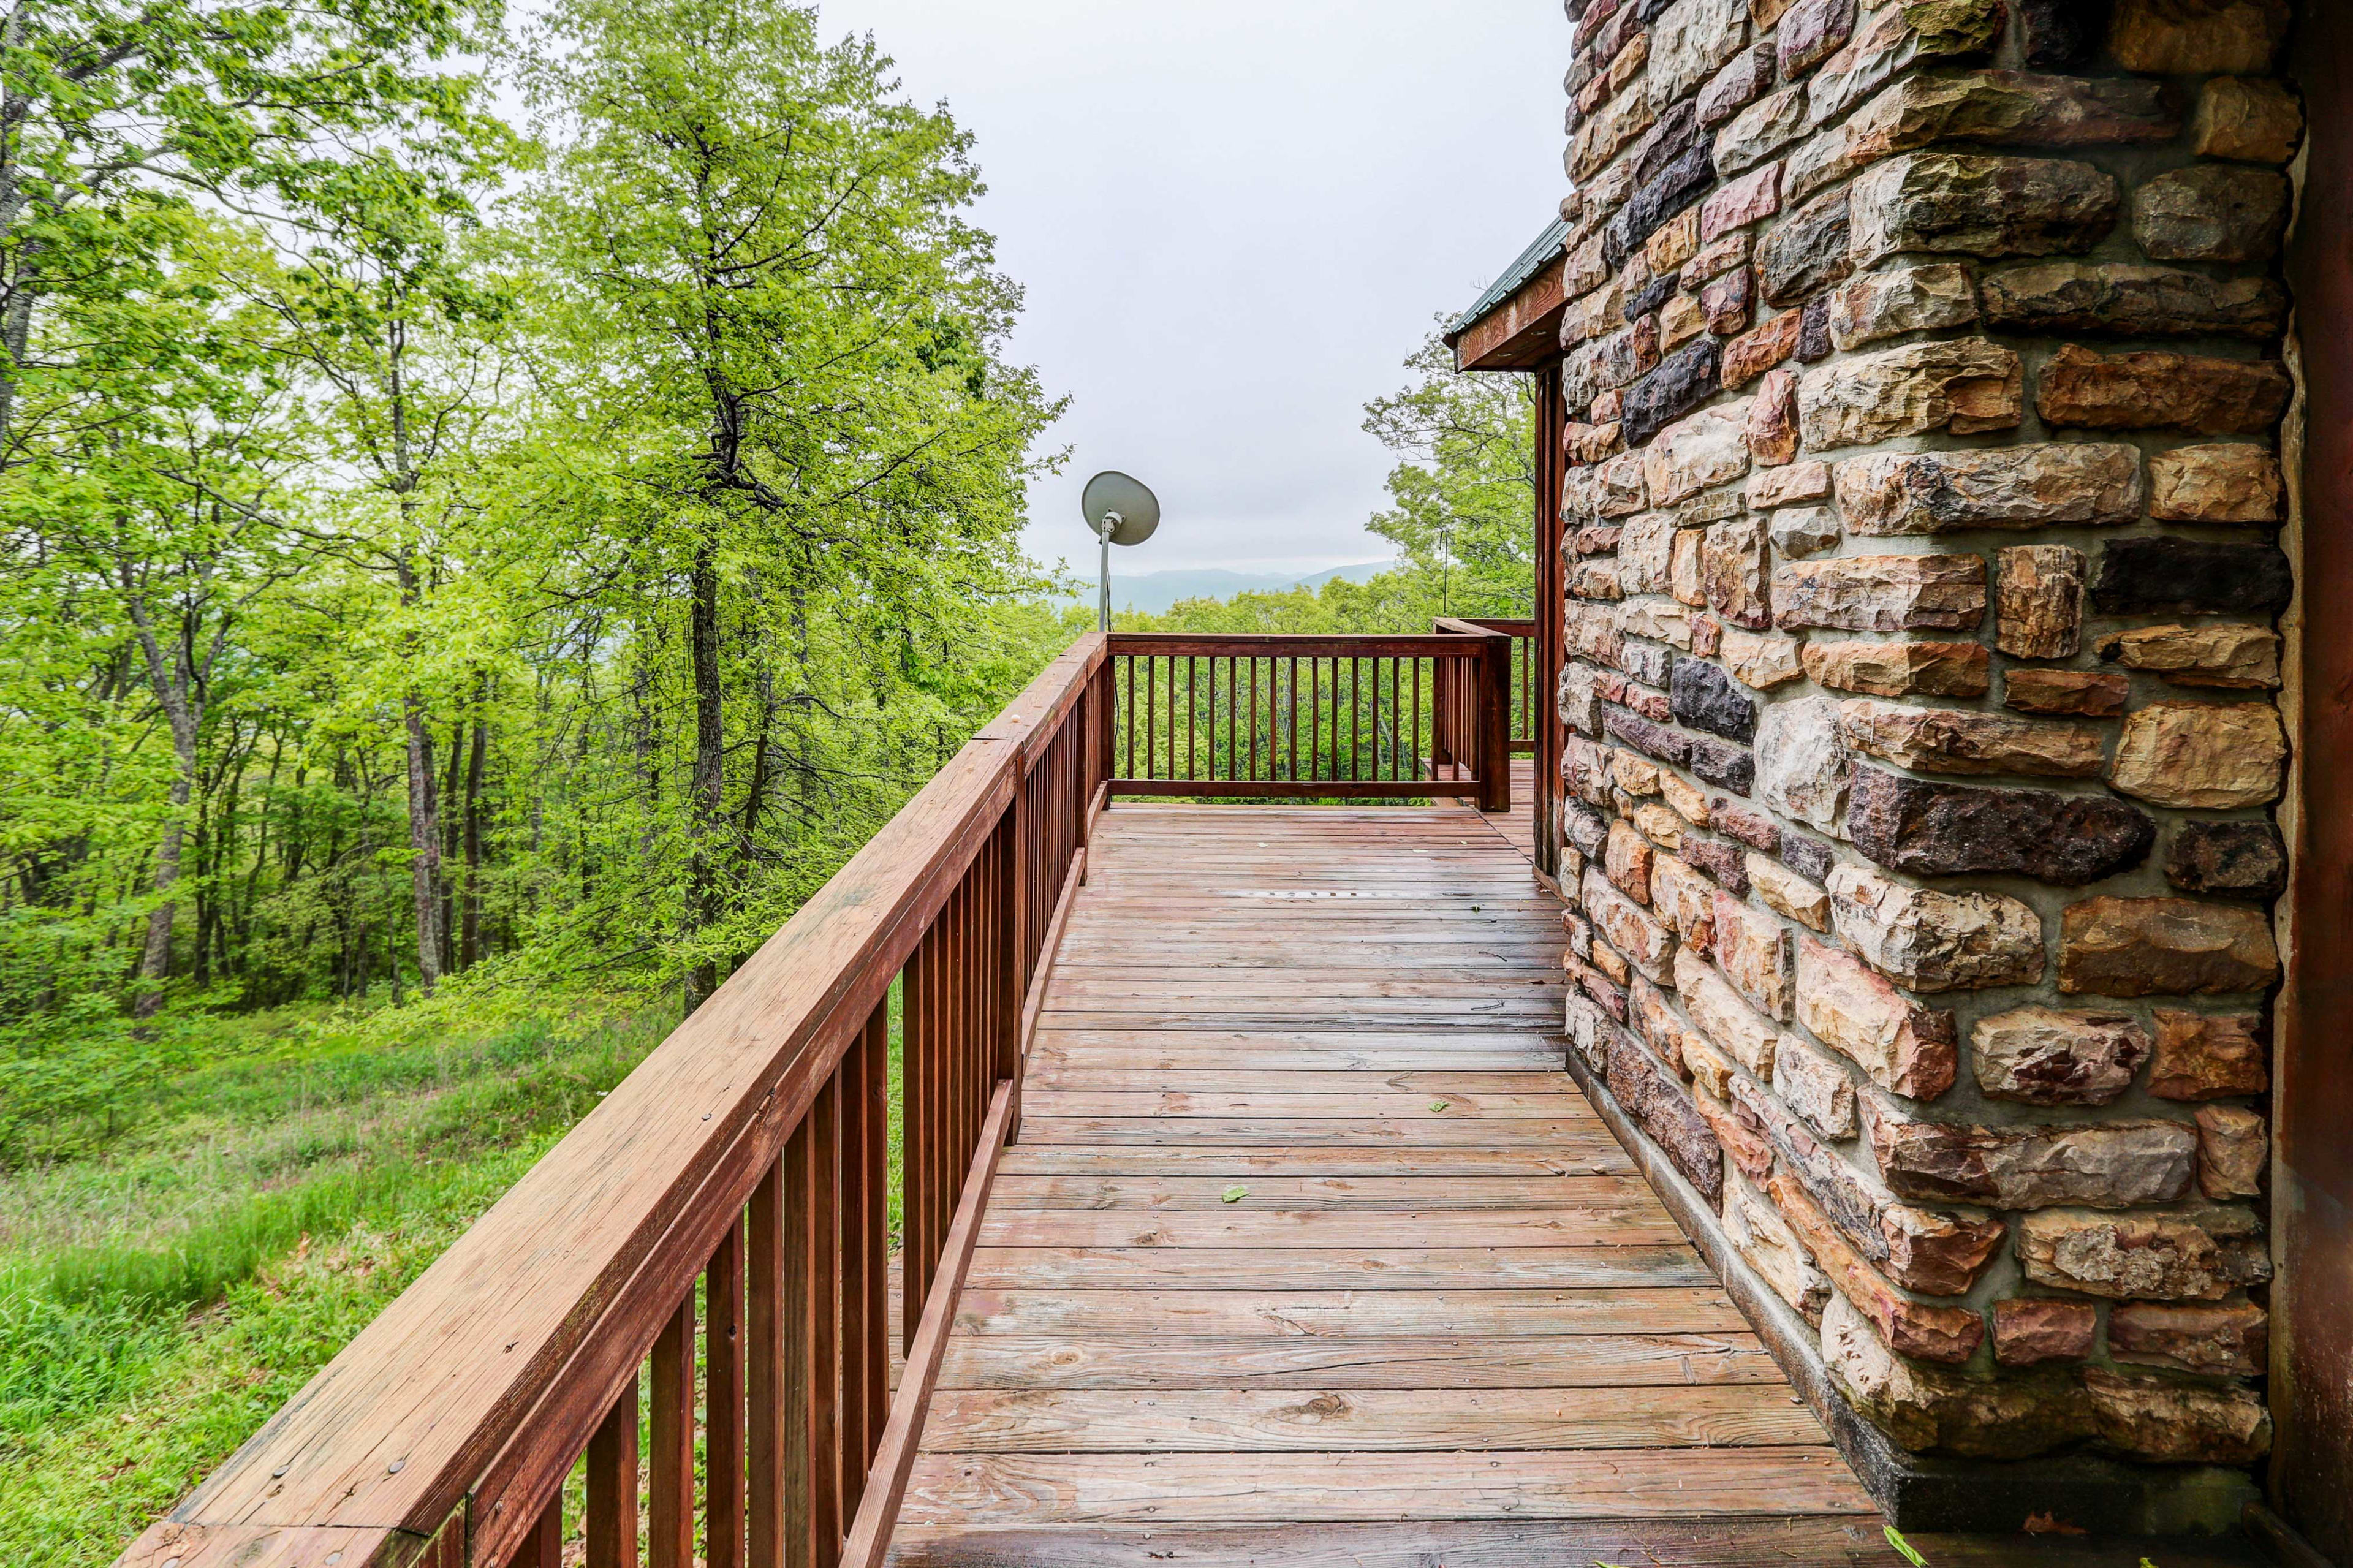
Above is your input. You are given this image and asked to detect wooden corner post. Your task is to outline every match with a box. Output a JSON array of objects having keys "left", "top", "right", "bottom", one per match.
[{"left": 1476, "top": 629, "right": 1511, "bottom": 814}]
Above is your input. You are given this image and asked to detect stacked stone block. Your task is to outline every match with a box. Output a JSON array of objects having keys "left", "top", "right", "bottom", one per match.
[{"left": 1555, "top": 0, "right": 2294, "bottom": 1469}]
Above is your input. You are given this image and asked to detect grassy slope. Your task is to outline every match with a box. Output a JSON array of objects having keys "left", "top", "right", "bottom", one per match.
[{"left": 0, "top": 998, "right": 675, "bottom": 1565}]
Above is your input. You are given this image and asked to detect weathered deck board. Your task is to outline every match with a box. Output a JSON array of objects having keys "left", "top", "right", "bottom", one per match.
[
  {"left": 919, "top": 1386, "right": 1832, "bottom": 1452},
  {"left": 960, "top": 1246, "right": 1718, "bottom": 1290},
  {"left": 884, "top": 1518, "right": 2268, "bottom": 1568},
  {"left": 892, "top": 801, "right": 1881, "bottom": 1556},
  {"left": 933, "top": 1333, "right": 1792, "bottom": 1390},
  {"left": 895, "top": 1449, "right": 1875, "bottom": 1524},
  {"left": 988, "top": 1172, "right": 1650, "bottom": 1207}
]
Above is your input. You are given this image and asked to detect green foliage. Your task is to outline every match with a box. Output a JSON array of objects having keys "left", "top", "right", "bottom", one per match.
[
  {"left": 1360, "top": 325, "right": 1538, "bottom": 620},
  {"left": 0, "top": 0, "right": 1072, "bottom": 1123}
]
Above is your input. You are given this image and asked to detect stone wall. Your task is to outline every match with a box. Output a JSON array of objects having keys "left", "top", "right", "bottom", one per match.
[{"left": 1554, "top": 0, "right": 2295, "bottom": 1471}]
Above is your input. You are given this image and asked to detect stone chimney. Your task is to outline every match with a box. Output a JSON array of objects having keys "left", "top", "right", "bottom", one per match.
[{"left": 1556, "top": 0, "right": 2292, "bottom": 1491}]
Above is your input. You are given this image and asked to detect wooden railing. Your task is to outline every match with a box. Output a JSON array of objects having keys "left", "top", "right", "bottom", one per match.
[
  {"left": 115, "top": 635, "right": 1112, "bottom": 1568},
  {"left": 1438, "top": 616, "right": 1537, "bottom": 754},
  {"left": 1104, "top": 631, "right": 1512, "bottom": 812},
  {"left": 112, "top": 626, "right": 1517, "bottom": 1568}
]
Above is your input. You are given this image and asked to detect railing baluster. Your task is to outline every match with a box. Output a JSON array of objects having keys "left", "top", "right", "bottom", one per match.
[
  {"left": 1233, "top": 654, "right": 1251, "bottom": 781},
  {"left": 708, "top": 1216, "right": 747, "bottom": 1568},
  {"left": 901, "top": 947, "right": 928, "bottom": 1339},
  {"left": 837, "top": 1032, "right": 870, "bottom": 1523},
  {"left": 1208, "top": 656, "right": 1220, "bottom": 782},
  {"left": 1411, "top": 657, "right": 1423, "bottom": 784},
  {"left": 650, "top": 1290, "right": 695, "bottom": 1568},
  {"left": 1287, "top": 657, "right": 1299, "bottom": 781},
  {"left": 516, "top": 1491, "right": 564, "bottom": 1568},
  {"left": 750, "top": 1158, "right": 784, "bottom": 1568},
  {"left": 586, "top": 1367, "right": 638, "bottom": 1568},
  {"left": 1187, "top": 656, "right": 1197, "bottom": 781},
  {"left": 784, "top": 1112, "right": 816, "bottom": 1568},
  {"left": 950, "top": 866, "right": 964, "bottom": 1195},
  {"left": 1348, "top": 657, "right": 1360, "bottom": 783},
  {"left": 1254, "top": 657, "right": 1265, "bottom": 781},
  {"left": 927, "top": 895, "right": 950, "bottom": 1293},
  {"left": 812, "top": 1069, "right": 843, "bottom": 1566},
  {"left": 861, "top": 1002, "right": 889, "bottom": 1461}
]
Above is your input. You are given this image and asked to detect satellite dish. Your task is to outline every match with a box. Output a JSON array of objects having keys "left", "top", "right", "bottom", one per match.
[
  {"left": 1082, "top": 471, "right": 1159, "bottom": 545},
  {"left": 1080, "top": 471, "right": 1161, "bottom": 629}
]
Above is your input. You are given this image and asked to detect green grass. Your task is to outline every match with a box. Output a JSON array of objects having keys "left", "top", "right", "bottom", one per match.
[
  {"left": 0, "top": 993, "right": 677, "bottom": 1566},
  {"left": 0, "top": 979, "right": 912, "bottom": 1567}
]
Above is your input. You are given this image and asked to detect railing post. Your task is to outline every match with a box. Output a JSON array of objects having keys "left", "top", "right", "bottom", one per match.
[{"left": 1476, "top": 630, "right": 1511, "bottom": 814}]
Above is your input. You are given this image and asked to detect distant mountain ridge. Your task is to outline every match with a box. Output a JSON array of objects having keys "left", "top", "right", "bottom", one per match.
[{"left": 1067, "top": 560, "right": 1394, "bottom": 615}]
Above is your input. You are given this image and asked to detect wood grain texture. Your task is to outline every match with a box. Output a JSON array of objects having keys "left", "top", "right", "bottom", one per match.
[
  {"left": 987, "top": 1172, "right": 1646, "bottom": 1208},
  {"left": 884, "top": 1518, "right": 2270, "bottom": 1568},
  {"left": 949, "top": 1286, "right": 1746, "bottom": 1338},
  {"left": 961, "top": 1246, "right": 1715, "bottom": 1292},
  {"left": 995, "top": 1145, "right": 1635, "bottom": 1178},
  {"left": 934, "top": 1333, "right": 1789, "bottom": 1390},
  {"left": 972, "top": 1208, "right": 1684, "bottom": 1248},
  {"left": 890, "top": 803, "right": 1874, "bottom": 1555},
  {"left": 919, "top": 1386, "right": 1830, "bottom": 1452},
  {"left": 896, "top": 1450, "right": 1876, "bottom": 1524}
]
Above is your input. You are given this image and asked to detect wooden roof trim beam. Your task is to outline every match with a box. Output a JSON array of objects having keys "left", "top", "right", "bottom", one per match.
[{"left": 1449, "top": 251, "right": 1568, "bottom": 373}]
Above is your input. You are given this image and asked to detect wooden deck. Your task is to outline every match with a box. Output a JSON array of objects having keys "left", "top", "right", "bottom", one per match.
[{"left": 890, "top": 798, "right": 1883, "bottom": 1562}]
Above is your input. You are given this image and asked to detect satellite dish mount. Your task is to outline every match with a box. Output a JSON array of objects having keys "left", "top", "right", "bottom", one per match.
[{"left": 1081, "top": 471, "right": 1161, "bottom": 632}]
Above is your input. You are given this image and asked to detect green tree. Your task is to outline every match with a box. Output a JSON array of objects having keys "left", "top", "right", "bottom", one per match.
[
  {"left": 1360, "top": 326, "right": 1536, "bottom": 620},
  {"left": 517, "top": 0, "right": 1061, "bottom": 1006}
]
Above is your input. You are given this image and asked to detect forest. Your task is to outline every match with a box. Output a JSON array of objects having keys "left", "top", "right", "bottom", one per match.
[{"left": 0, "top": 0, "right": 1533, "bottom": 1555}]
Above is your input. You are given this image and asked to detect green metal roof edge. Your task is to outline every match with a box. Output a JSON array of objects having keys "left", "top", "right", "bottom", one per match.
[{"left": 1445, "top": 216, "right": 1571, "bottom": 343}]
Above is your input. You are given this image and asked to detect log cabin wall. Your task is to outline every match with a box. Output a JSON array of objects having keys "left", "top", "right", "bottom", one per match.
[{"left": 1552, "top": 0, "right": 2299, "bottom": 1516}]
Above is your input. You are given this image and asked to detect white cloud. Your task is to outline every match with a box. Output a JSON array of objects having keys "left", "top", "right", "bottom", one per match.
[{"left": 812, "top": 0, "right": 1566, "bottom": 575}]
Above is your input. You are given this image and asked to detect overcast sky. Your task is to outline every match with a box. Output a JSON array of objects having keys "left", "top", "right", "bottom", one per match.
[{"left": 809, "top": 1, "right": 1568, "bottom": 577}]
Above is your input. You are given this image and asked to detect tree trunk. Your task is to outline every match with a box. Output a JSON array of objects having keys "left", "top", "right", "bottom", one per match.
[
  {"left": 132, "top": 776, "right": 188, "bottom": 1019},
  {"left": 440, "top": 710, "right": 463, "bottom": 973},
  {"left": 124, "top": 592, "right": 202, "bottom": 1021},
  {"left": 682, "top": 531, "right": 724, "bottom": 1010},
  {"left": 403, "top": 694, "right": 442, "bottom": 994},
  {"left": 462, "top": 705, "right": 487, "bottom": 969}
]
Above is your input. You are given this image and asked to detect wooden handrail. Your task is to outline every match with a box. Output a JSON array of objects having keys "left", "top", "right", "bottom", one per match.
[{"left": 115, "top": 634, "right": 1112, "bottom": 1568}]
